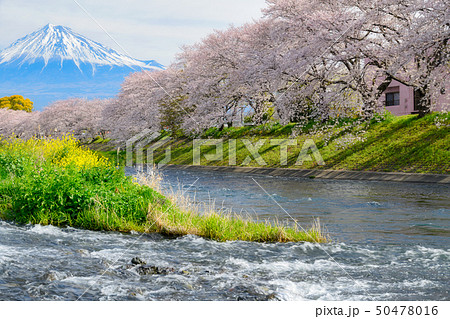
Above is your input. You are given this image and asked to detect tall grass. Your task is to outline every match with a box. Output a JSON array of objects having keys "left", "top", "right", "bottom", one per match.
[
  {"left": 136, "top": 171, "right": 327, "bottom": 242},
  {"left": 0, "top": 135, "right": 327, "bottom": 243}
]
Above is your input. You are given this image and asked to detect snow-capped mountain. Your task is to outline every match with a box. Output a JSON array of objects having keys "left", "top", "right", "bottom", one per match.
[{"left": 0, "top": 24, "right": 165, "bottom": 109}]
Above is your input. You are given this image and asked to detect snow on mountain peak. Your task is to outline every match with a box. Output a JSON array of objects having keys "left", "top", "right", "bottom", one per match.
[{"left": 0, "top": 24, "right": 162, "bottom": 71}]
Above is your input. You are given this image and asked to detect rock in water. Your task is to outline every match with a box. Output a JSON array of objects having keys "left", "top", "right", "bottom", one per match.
[
  {"left": 130, "top": 257, "right": 176, "bottom": 275},
  {"left": 131, "top": 257, "right": 146, "bottom": 266},
  {"left": 136, "top": 265, "right": 175, "bottom": 276}
]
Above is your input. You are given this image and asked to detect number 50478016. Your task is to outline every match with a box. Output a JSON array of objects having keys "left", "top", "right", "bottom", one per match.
[{"left": 376, "top": 306, "right": 438, "bottom": 316}]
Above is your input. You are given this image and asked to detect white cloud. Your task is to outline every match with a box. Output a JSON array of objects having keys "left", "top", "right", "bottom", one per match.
[{"left": 0, "top": 0, "right": 267, "bottom": 65}]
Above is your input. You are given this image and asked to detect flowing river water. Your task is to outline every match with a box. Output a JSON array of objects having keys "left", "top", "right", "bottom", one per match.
[{"left": 0, "top": 167, "right": 448, "bottom": 300}]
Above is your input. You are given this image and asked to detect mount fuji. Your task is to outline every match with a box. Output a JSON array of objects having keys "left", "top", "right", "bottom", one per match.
[{"left": 0, "top": 24, "right": 165, "bottom": 110}]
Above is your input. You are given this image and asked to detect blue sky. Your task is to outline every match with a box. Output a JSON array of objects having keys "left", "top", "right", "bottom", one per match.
[{"left": 0, "top": 0, "right": 267, "bottom": 66}]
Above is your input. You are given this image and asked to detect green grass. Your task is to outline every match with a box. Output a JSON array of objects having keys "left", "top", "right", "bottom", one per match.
[
  {"left": 151, "top": 209, "right": 324, "bottom": 242},
  {"left": 0, "top": 136, "right": 326, "bottom": 243},
  {"left": 143, "top": 113, "right": 449, "bottom": 174}
]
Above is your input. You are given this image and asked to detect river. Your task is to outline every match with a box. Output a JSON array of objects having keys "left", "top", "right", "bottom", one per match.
[{"left": 0, "top": 167, "right": 448, "bottom": 300}]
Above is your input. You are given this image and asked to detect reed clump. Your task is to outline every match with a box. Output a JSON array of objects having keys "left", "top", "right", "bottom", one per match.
[{"left": 136, "top": 170, "right": 327, "bottom": 243}]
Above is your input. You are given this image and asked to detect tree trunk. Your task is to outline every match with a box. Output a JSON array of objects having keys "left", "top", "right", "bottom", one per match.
[
  {"left": 414, "top": 88, "right": 430, "bottom": 118},
  {"left": 360, "top": 98, "right": 376, "bottom": 120}
]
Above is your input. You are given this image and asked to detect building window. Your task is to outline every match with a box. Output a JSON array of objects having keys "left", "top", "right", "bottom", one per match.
[{"left": 386, "top": 92, "right": 400, "bottom": 106}]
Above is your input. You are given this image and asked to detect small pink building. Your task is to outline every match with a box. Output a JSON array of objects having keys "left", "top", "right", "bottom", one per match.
[{"left": 382, "top": 79, "right": 449, "bottom": 116}]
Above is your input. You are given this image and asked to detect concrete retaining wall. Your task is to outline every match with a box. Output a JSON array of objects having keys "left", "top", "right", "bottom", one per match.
[{"left": 163, "top": 165, "right": 450, "bottom": 184}]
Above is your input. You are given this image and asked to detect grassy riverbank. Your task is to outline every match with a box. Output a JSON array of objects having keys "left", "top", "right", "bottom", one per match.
[
  {"left": 129, "top": 113, "right": 448, "bottom": 174},
  {"left": 0, "top": 136, "right": 326, "bottom": 243}
]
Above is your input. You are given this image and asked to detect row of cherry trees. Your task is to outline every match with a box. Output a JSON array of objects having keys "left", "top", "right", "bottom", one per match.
[
  {"left": 0, "top": 99, "right": 109, "bottom": 140},
  {"left": 104, "top": 0, "right": 448, "bottom": 141},
  {"left": 2, "top": 0, "right": 448, "bottom": 143}
]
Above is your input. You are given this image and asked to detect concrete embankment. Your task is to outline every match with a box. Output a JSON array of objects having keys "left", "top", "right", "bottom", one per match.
[{"left": 163, "top": 165, "right": 450, "bottom": 184}]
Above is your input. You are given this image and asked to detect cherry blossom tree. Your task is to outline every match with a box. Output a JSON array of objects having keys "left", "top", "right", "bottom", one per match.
[
  {"left": 263, "top": 0, "right": 449, "bottom": 119},
  {"left": 262, "top": 0, "right": 377, "bottom": 120},
  {"left": 176, "top": 27, "right": 247, "bottom": 131},
  {"left": 39, "top": 98, "right": 108, "bottom": 140},
  {"left": 102, "top": 69, "right": 183, "bottom": 143},
  {"left": 0, "top": 108, "right": 40, "bottom": 138},
  {"left": 352, "top": 0, "right": 449, "bottom": 116}
]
